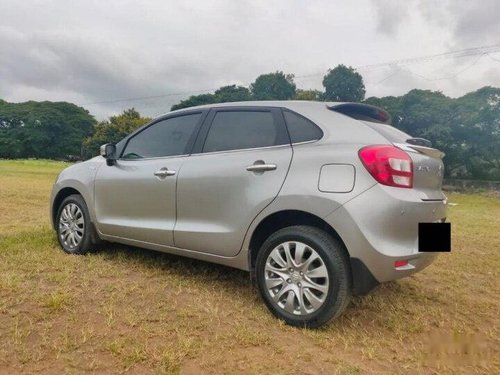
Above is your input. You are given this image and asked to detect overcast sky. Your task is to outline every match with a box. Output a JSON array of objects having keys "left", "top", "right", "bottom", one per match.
[{"left": 1, "top": 0, "right": 499, "bottom": 119}]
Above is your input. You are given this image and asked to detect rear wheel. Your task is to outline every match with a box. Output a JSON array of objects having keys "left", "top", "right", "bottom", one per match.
[
  {"left": 56, "top": 194, "right": 96, "bottom": 254},
  {"left": 256, "top": 225, "right": 351, "bottom": 328}
]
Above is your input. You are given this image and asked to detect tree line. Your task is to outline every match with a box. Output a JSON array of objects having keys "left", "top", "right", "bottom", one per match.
[{"left": 0, "top": 65, "right": 498, "bottom": 180}]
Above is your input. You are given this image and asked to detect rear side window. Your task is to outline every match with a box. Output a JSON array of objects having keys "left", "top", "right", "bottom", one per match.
[
  {"left": 203, "top": 111, "right": 287, "bottom": 152},
  {"left": 283, "top": 110, "right": 323, "bottom": 143},
  {"left": 122, "top": 113, "right": 201, "bottom": 159}
]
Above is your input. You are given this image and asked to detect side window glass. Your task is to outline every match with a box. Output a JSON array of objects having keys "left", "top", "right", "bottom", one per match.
[
  {"left": 203, "top": 111, "right": 285, "bottom": 153},
  {"left": 122, "top": 113, "right": 201, "bottom": 159},
  {"left": 283, "top": 110, "right": 323, "bottom": 143}
]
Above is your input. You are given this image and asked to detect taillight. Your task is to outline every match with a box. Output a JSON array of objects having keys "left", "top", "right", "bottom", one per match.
[{"left": 359, "top": 145, "right": 413, "bottom": 188}]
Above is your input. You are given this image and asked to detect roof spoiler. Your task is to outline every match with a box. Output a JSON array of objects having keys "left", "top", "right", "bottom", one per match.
[
  {"left": 395, "top": 142, "right": 445, "bottom": 159},
  {"left": 327, "top": 103, "right": 392, "bottom": 125}
]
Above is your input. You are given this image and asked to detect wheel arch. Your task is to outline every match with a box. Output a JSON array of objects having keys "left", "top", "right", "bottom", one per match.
[
  {"left": 248, "top": 210, "right": 350, "bottom": 270},
  {"left": 248, "top": 209, "right": 379, "bottom": 295},
  {"left": 51, "top": 187, "right": 82, "bottom": 229}
]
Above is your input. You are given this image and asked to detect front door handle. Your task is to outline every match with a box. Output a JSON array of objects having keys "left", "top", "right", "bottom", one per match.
[
  {"left": 246, "top": 163, "right": 277, "bottom": 172},
  {"left": 154, "top": 168, "right": 176, "bottom": 178}
]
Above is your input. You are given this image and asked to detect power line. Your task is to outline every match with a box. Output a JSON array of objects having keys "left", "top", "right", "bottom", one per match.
[
  {"left": 369, "top": 52, "right": 492, "bottom": 86},
  {"left": 358, "top": 43, "right": 500, "bottom": 69},
  {"left": 371, "top": 71, "right": 400, "bottom": 85},
  {"left": 81, "top": 87, "right": 220, "bottom": 106},
  {"left": 487, "top": 53, "right": 500, "bottom": 63},
  {"left": 294, "top": 44, "right": 500, "bottom": 81},
  {"left": 81, "top": 43, "right": 500, "bottom": 106},
  {"left": 413, "top": 53, "right": 487, "bottom": 81}
]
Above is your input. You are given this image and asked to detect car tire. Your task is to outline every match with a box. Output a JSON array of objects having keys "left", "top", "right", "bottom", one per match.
[
  {"left": 256, "top": 225, "right": 351, "bottom": 328},
  {"left": 56, "top": 194, "right": 97, "bottom": 255}
]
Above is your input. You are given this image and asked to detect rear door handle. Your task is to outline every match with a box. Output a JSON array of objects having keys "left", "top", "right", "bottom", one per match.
[
  {"left": 154, "top": 168, "right": 176, "bottom": 178},
  {"left": 246, "top": 163, "right": 277, "bottom": 172}
]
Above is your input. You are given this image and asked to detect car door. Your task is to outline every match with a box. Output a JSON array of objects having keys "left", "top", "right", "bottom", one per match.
[
  {"left": 94, "top": 111, "right": 205, "bottom": 245},
  {"left": 174, "top": 107, "right": 292, "bottom": 256}
]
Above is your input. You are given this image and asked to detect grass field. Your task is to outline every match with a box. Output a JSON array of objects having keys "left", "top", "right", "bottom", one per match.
[{"left": 0, "top": 159, "right": 499, "bottom": 374}]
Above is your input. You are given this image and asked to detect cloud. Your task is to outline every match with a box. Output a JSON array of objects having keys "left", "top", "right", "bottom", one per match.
[
  {"left": 447, "top": 0, "right": 500, "bottom": 47},
  {"left": 0, "top": 0, "right": 498, "bottom": 119},
  {"left": 371, "top": 0, "right": 413, "bottom": 35},
  {"left": 372, "top": 0, "right": 500, "bottom": 48}
]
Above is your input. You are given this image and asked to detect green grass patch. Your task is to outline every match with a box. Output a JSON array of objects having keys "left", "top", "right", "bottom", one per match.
[{"left": 0, "top": 159, "right": 498, "bottom": 374}]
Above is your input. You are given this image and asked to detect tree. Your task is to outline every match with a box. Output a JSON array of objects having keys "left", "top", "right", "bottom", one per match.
[
  {"left": 363, "top": 95, "right": 402, "bottom": 123},
  {"left": 0, "top": 100, "right": 95, "bottom": 159},
  {"left": 214, "top": 85, "right": 252, "bottom": 102},
  {"left": 294, "top": 89, "right": 323, "bottom": 101},
  {"left": 171, "top": 93, "right": 216, "bottom": 111},
  {"left": 366, "top": 90, "right": 458, "bottom": 176},
  {"left": 322, "top": 65, "right": 365, "bottom": 102},
  {"left": 365, "top": 87, "right": 500, "bottom": 180},
  {"left": 250, "top": 71, "right": 296, "bottom": 100},
  {"left": 452, "top": 87, "right": 500, "bottom": 179},
  {"left": 83, "top": 108, "right": 151, "bottom": 157},
  {"left": 170, "top": 85, "right": 252, "bottom": 111}
]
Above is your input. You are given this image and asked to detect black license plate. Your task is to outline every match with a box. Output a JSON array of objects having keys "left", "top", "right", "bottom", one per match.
[{"left": 418, "top": 223, "right": 451, "bottom": 252}]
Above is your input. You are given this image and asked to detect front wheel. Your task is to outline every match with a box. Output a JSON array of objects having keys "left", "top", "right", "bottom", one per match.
[
  {"left": 256, "top": 225, "right": 351, "bottom": 328},
  {"left": 56, "top": 194, "right": 95, "bottom": 254}
]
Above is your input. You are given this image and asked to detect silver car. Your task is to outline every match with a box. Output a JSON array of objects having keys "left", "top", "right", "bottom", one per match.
[{"left": 50, "top": 101, "right": 447, "bottom": 327}]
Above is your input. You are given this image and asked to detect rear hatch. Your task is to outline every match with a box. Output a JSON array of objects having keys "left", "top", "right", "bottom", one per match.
[
  {"left": 362, "top": 121, "right": 445, "bottom": 200},
  {"left": 328, "top": 103, "right": 446, "bottom": 201}
]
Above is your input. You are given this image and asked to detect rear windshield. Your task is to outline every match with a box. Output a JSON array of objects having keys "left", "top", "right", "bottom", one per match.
[
  {"left": 328, "top": 103, "right": 410, "bottom": 143},
  {"left": 361, "top": 121, "right": 410, "bottom": 143}
]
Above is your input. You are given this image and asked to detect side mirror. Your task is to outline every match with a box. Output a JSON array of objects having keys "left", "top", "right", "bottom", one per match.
[{"left": 100, "top": 143, "right": 117, "bottom": 166}]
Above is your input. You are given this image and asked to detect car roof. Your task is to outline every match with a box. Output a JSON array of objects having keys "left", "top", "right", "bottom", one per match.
[
  {"left": 167, "top": 100, "right": 392, "bottom": 125},
  {"left": 156, "top": 100, "right": 393, "bottom": 146},
  {"left": 168, "top": 100, "right": 344, "bottom": 114}
]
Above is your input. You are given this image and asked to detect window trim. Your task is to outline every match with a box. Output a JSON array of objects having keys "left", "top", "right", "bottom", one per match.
[
  {"left": 281, "top": 108, "right": 324, "bottom": 145},
  {"left": 191, "top": 106, "right": 290, "bottom": 155},
  {"left": 117, "top": 153, "right": 190, "bottom": 162},
  {"left": 190, "top": 143, "right": 291, "bottom": 157},
  {"left": 118, "top": 110, "right": 208, "bottom": 160}
]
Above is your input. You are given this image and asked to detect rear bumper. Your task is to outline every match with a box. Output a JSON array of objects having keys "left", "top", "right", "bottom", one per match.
[
  {"left": 324, "top": 184, "right": 447, "bottom": 284},
  {"left": 349, "top": 253, "right": 438, "bottom": 296}
]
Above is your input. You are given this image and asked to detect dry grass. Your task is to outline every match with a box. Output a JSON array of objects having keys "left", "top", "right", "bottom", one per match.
[{"left": 0, "top": 159, "right": 498, "bottom": 374}]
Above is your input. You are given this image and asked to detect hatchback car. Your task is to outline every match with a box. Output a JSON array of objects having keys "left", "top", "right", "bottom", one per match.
[{"left": 50, "top": 101, "right": 447, "bottom": 327}]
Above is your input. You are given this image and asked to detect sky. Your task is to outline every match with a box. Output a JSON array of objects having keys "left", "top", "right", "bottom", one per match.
[{"left": 1, "top": 0, "right": 499, "bottom": 120}]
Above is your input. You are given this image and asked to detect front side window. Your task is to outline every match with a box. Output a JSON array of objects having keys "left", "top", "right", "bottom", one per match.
[
  {"left": 203, "top": 111, "right": 286, "bottom": 153},
  {"left": 122, "top": 113, "right": 201, "bottom": 159},
  {"left": 283, "top": 110, "right": 323, "bottom": 143}
]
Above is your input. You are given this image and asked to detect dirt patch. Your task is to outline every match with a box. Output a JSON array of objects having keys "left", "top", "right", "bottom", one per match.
[{"left": 1, "top": 160, "right": 499, "bottom": 374}]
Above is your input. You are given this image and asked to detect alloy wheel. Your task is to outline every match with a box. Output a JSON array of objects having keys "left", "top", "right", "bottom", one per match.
[
  {"left": 264, "top": 241, "right": 330, "bottom": 315},
  {"left": 58, "top": 203, "right": 85, "bottom": 250}
]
